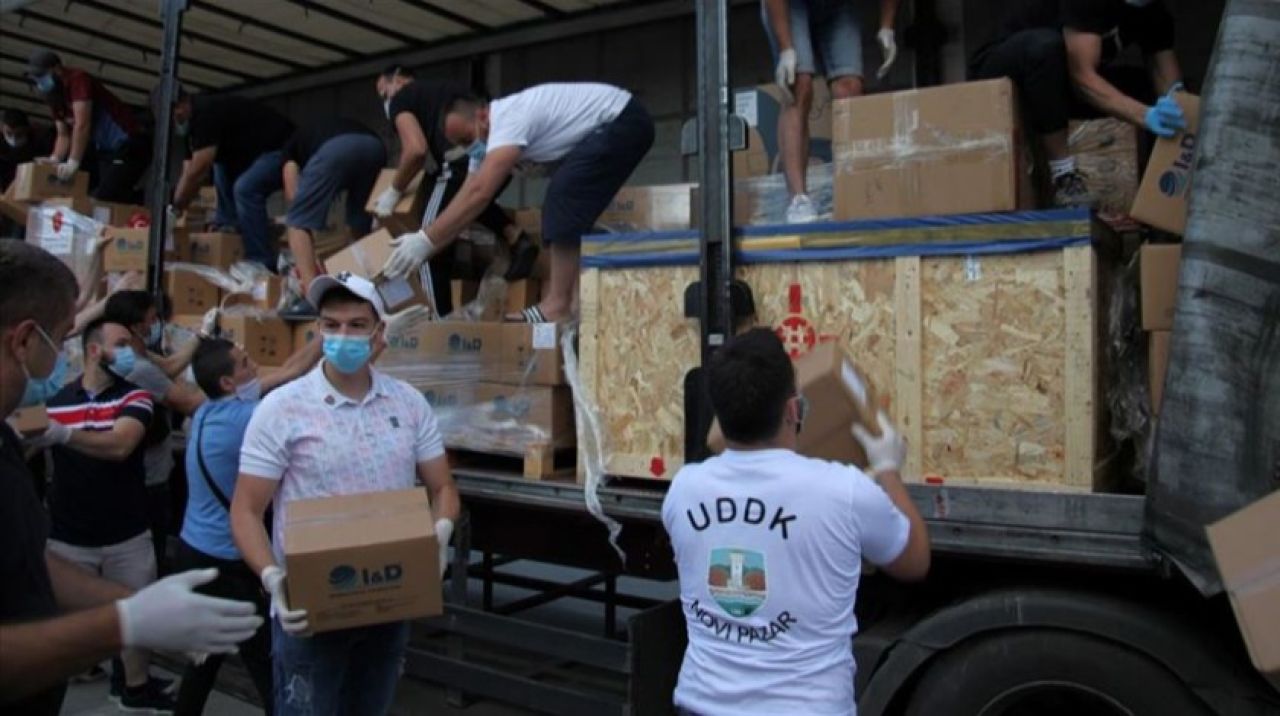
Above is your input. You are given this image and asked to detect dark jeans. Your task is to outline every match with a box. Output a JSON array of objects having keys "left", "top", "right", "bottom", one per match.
[
  {"left": 91, "top": 134, "right": 152, "bottom": 204},
  {"left": 213, "top": 150, "right": 286, "bottom": 267},
  {"left": 969, "top": 28, "right": 1157, "bottom": 135},
  {"left": 145, "top": 482, "right": 171, "bottom": 575},
  {"left": 273, "top": 619, "right": 409, "bottom": 716},
  {"left": 173, "top": 541, "right": 274, "bottom": 716}
]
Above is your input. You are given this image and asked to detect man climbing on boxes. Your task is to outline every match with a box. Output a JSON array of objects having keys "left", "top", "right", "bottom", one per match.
[
  {"left": 969, "top": 0, "right": 1187, "bottom": 207},
  {"left": 381, "top": 82, "right": 655, "bottom": 324},
  {"left": 229, "top": 272, "right": 460, "bottom": 715}
]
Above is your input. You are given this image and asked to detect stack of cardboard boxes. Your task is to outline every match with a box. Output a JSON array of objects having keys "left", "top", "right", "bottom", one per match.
[{"left": 1140, "top": 243, "right": 1180, "bottom": 415}]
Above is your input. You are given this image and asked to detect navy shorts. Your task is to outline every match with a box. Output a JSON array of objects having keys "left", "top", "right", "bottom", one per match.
[
  {"left": 542, "top": 99, "right": 655, "bottom": 247},
  {"left": 286, "top": 133, "right": 386, "bottom": 234}
]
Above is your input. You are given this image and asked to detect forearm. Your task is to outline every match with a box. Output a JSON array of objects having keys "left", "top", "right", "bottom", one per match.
[
  {"left": 1072, "top": 69, "right": 1149, "bottom": 126},
  {"left": 879, "top": 0, "right": 899, "bottom": 30},
  {"left": 874, "top": 470, "right": 931, "bottom": 554},
  {"left": 51, "top": 132, "right": 69, "bottom": 160},
  {"left": 64, "top": 429, "right": 138, "bottom": 461},
  {"left": 764, "top": 0, "right": 793, "bottom": 50},
  {"left": 231, "top": 508, "right": 276, "bottom": 577},
  {"left": 393, "top": 151, "right": 425, "bottom": 194},
  {"left": 430, "top": 482, "right": 462, "bottom": 523},
  {"left": 173, "top": 161, "right": 211, "bottom": 209},
  {"left": 47, "top": 552, "right": 130, "bottom": 610},
  {"left": 282, "top": 162, "right": 299, "bottom": 205},
  {"left": 1150, "top": 50, "right": 1183, "bottom": 94},
  {"left": 0, "top": 606, "right": 122, "bottom": 704},
  {"left": 155, "top": 338, "right": 199, "bottom": 378},
  {"left": 424, "top": 182, "right": 489, "bottom": 242},
  {"left": 69, "top": 122, "right": 91, "bottom": 164},
  {"left": 262, "top": 338, "right": 321, "bottom": 393}
]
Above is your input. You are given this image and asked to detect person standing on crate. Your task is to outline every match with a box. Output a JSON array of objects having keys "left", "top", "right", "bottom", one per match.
[
  {"left": 229, "top": 272, "right": 460, "bottom": 716},
  {"left": 278, "top": 117, "right": 387, "bottom": 319},
  {"left": 969, "top": 0, "right": 1187, "bottom": 208},
  {"left": 661, "top": 328, "right": 931, "bottom": 716},
  {"left": 763, "top": 0, "right": 902, "bottom": 224},
  {"left": 25, "top": 50, "right": 152, "bottom": 204},
  {"left": 157, "top": 85, "right": 296, "bottom": 271},
  {"left": 172, "top": 330, "right": 321, "bottom": 715},
  {"left": 382, "top": 83, "right": 655, "bottom": 324},
  {"left": 373, "top": 65, "right": 539, "bottom": 316}
]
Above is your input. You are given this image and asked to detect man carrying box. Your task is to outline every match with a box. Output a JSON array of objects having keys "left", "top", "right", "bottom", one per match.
[
  {"left": 383, "top": 83, "right": 654, "bottom": 324},
  {"left": 230, "top": 272, "right": 460, "bottom": 716},
  {"left": 969, "top": 0, "right": 1187, "bottom": 207},
  {"left": 661, "top": 329, "right": 930, "bottom": 716}
]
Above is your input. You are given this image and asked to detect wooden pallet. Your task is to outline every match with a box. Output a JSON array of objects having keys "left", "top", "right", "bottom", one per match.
[{"left": 448, "top": 444, "right": 577, "bottom": 481}]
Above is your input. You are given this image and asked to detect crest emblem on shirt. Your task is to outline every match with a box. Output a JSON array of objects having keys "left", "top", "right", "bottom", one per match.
[{"left": 707, "top": 547, "right": 767, "bottom": 617}]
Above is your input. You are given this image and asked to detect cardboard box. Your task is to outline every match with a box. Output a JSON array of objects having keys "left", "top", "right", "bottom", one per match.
[
  {"left": 0, "top": 195, "right": 29, "bottom": 224},
  {"left": 291, "top": 320, "right": 319, "bottom": 350},
  {"left": 42, "top": 196, "right": 93, "bottom": 217},
  {"left": 1206, "top": 490, "right": 1280, "bottom": 690},
  {"left": 284, "top": 488, "right": 441, "bottom": 634},
  {"left": 10, "top": 162, "right": 89, "bottom": 202},
  {"left": 166, "top": 268, "right": 221, "bottom": 315},
  {"left": 8, "top": 404, "right": 49, "bottom": 438},
  {"left": 1148, "top": 331, "right": 1170, "bottom": 414},
  {"left": 1140, "top": 243, "right": 1182, "bottom": 331},
  {"left": 597, "top": 184, "right": 696, "bottom": 232},
  {"left": 504, "top": 280, "right": 540, "bottom": 314},
  {"left": 102, "top": 227, "right": 150, "bottom": 273},
  {"left": 219, "top": 314, "right": 293, "bottom": 367},
  {"left": 249, "top": 275, "right": 284, "bottom": 311},
  {"left": 380, "top": 321, "right": 504, "bottom": 383},
  {"left": 364, "top": 169, "right": 426, "bottom": 235},
  {"left": 1131, "top": 93, "right": 1201, "bottom": 236},
  {"left": 707, "top": 342, "right": 879, "bottom": 468},
  {"left": 733, "top": 82, "right": 833, "bottom": 179},
  {"left": 473, "top": 383, "right": 575, "bottom": 448},
  {"left": 1067, "top": 118, "right": 1141, "bottom": 219},
  {"left": 92, "top": 202, "right": 149, "bottom": 227},
  {"left": 832, "top": 79, "right": 1029, "bottom": 220},
  {"left": 25, "top": 203, "right": 100, "bottom": 279},
  {"left": 324, "top": 229, "right": 433, "bottom": 315},
  {"left": 451, "top": 280, "right": 479, "bottom": 311},
  {"left": 512, "top": 208, "right": 541, "bottom": 235},
  {"left": 501, "top": 323, "right": 564, "bottom": 386},
  {"left": 189, "top": 232, "right": 244, "bottom": 271}
]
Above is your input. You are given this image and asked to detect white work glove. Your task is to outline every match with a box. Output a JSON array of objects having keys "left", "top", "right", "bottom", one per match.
[
  {"left": 383, "top": 230, "right": 434, "bottom": 279},
  {"left": 876, "top": 29, "right": 898, "bottom": 79},
  {"left": 372, "top": 185, "right": 403, "bottom": 218},
  {"left": 116, "top": 569, "right": 263, "bottom": 654},
  {"left": 55, "top": 158, "right": 80, "bottom": 181},
  {"left": 199, "top": 307, "right": 219, "bottom": 339},
  {"left": 23, "top": 420, "right": 72, "bottom": 449},
  {"left": 260, "top": 565, "right": 309, "bottom": 635},
  {"left": 774, "top": 48, "right": 798, "bottom": 105},
  {"left": 851, "top": 410, "right": 907, "bottom": 475},
  {"left": 435, "top": 518, "right": 454, "bottom": 578}
]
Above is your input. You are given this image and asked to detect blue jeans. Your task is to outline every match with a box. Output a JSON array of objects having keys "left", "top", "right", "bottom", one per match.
[
  {"left": 284, "top": 133, "right": 385, "bottom": 235},
  {"left": 272, "top": 620, "right": 410, "bottom": 716},
  {"left": 761, "top": 0, "right": 864, "bottom": 79},
  {"left": 213, "top": 150, "right": 285, "bottom": 267}
]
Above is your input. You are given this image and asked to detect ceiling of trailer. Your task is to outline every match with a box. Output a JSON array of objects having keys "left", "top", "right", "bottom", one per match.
[{"left": 0, "top": 0, "right": 632, "bottom": 121}]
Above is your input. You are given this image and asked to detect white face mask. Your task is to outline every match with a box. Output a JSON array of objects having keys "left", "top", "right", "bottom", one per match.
[
  {"left": 3, "top": 132, "right": 25, "bottom": 148},
  {"left": 235, "top": 377, "right": 262, "bottom": 402},
  {"left": 1125, "top": 0, "right": 1156, "bottom": 6},
  {"left": 383, "top": 98, "right": 392, "bottom": 120}
]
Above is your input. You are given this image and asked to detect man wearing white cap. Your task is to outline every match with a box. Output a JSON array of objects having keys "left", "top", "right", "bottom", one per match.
[{"left": 229, "top": 272, "right": 460, "bottom": 716}]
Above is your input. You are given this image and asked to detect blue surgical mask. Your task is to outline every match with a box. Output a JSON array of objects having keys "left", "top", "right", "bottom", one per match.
[
  {"left": 33, "top": 73, "right": 55, "bottom": 94},
  {"left": 175, "top": 120, "right": 189, "bottom": 137},
  {"left": 107, "top": 345, "right": 137, "bottom": 377},
  {"left": 19, "top": 325, "right": 68, "bottom": 407},
  {"left": 466, "top": 139, "right": 487, "bottom": 163},
  {"left": 322, "top": 334, "right": 372, "bottom": 374}
]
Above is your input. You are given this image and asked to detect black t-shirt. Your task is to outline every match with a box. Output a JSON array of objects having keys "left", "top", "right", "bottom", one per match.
[
  {"left": 993, "top": 0, "right": 1174, "bottom": 62},
  {"left": 47, "top": 376, "right": 153, "bottom": 547},
  {"left": 0, "top": 423, "right": 67, "bottom": 715},
  {"left": 188, "top": 94, "right": 295, "bottom": 172},
  {"left": 282, "top": 117, "right": 378, "bottom": 170},
  {"left": 388, "top": 80, "right": 471, "bottom": 164}
]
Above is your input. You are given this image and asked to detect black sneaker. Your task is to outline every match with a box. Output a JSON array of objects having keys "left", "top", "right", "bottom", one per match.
[
  {"left": 112, "top": 674, "right": 174, "bottom": 702},
  {"left": 119, "top": 678, "right": 177, "bottom": 713},
  {"left": 71, "top": 663, "right": 107, "bottom": 683},
  {"left": 1052, "top": 170, "right": 1097, "bottom": 208},
  {"left": 279, "top": 296, "right": 318, "bottom": 321},
  {"left": 504, "top": 232, "right": 540, "bottom": 282}
]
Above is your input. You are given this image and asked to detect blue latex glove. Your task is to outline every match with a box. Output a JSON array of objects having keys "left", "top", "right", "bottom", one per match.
[{"left": 1144, "top": 91, "right": 1187, "bottom": 138}]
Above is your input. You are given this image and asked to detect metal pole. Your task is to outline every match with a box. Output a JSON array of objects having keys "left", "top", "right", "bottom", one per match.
[{"left": 146, "top": 0, "right": 186, "bottom": 301}]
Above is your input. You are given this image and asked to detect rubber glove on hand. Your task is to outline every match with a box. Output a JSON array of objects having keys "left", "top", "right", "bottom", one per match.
[
  {"left": 117, "top": 569, "right": 263, "bottom": 654},
  {"left": 260, "top": 566, "right": 309, "bottom": 635},
  {"left": 876, "top": 29, "right": 898, "bottom": 79},
  {"left": 383, "top": 230, "right": 434, "bottom": 279},
  {"left": 435, "top": 518, "right": 455, "bottom": 578},
  {"left": 372, "top": 186, "right": 403, "bottom": 218},
  {"left": 1144, "top": 94, "right": 1187, "bottom": 138},
  {"left": 774, "top": 48, "right": 798, "bottom": 105},
  {"left": 23, "top": 421, "right": 71, "bottom": 450},
  {"left": 851, "top": 411, "right": 907, "bottom": 475},
  {"left": 199, "top": 307, "right": 219, "bottom": 339},
  {"left": 55, "top": 158, "right": 79, "bottom": 181}
]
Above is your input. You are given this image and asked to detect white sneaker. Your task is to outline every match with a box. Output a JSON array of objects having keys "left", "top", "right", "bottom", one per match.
[{"left": 785, "top": 193, "right": 818, "bottom": 224}]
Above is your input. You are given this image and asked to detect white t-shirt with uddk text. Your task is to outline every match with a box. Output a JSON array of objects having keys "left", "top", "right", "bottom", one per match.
[{"left": 661, "top": 449, "right": 911, "bottom": 716}]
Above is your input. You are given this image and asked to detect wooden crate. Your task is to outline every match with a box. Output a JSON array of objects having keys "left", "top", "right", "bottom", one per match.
[{"left": 578, "top": 209, "right": 1109, "bottom": 491}]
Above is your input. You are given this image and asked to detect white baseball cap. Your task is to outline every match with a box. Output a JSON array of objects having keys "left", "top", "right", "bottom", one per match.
[{"left": 307, "top": 272, "right": 387, "bottom": 319}]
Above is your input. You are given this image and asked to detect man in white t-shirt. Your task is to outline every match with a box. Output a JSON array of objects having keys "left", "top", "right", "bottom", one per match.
[
  {"left": 229, "top": 272, "right": 461, "bottom": 716},
  {"left": 661, "top": 328, "right": 931, "bottom": 716},
  {"left": 381, "top": 82, "right": 655, "bottom": 324}
]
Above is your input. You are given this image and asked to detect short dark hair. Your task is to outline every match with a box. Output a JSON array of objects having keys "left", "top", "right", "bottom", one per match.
[
  {"left": 380, "top": 64, "right": 414, "bottom": 80},
  {"left": 317, "top": 285, "right": 377, "bottom": 319},
  {"left": 81, "top": 316, "right": 111, "bottom": 354},
  {"left": 0, "top": 241, "right": 77, "bottom": 333},
  {"left": 707, "top": 329, "right": 796, "bottom": 444},
  {"left": 445, "top": 94, "right": 485, "bottom": 118},
  {"left": 104, "top": 290, "right": 155, "bottom": 329},
  {"left": 192, "top": 338, "right": 237, "bottom": 399},
  {"left": 2, "top": 108, "right": 30, "bottom": 128}
]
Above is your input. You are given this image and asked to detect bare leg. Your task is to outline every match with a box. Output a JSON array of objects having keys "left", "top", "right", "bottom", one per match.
[
  {"left": 508, "top": 243, "right": 577, "bottom": 321},
  {"left": 287, "top": 227, "right": 319, "bottom": 295},
  {"left": 778, "top": 74, "right": 815, "bottom": 197},
  {"left": 829, "top": 75, "right": 864, "bottom": 100}
]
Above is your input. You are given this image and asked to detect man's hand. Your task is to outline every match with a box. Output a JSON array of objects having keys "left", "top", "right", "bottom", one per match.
[
  {"left": 775, "top": 48, "right": 798, "bottom": 105},
  {"left": 260, "top": 566, "right": 308, "bottom": 635},
  {"left": 876, "top": 29, "right": 898, "bottom": 79},
  {"left": 372, "top": 186, "right": 403, "bottom": 218},
  {"left": 55, "top": 158, "right": 80, "bottom": 182},
  {"left": 116, "top": 569, "right": 263, "bottom": 654},
  {"left": 23, "top": 421, "right": 72, "bottom": 450},
  {"left": 383, "top": 230, "right": 434, "bottom": 279},
  {"left": 852, "top": 411, "right": 907, "bottom": 475},
  {"left": 1144, "top": 91, "right": 1187, "bottom": 138},
  {"left": 435, "top": 518, "right": 454, "bottom": 578}
]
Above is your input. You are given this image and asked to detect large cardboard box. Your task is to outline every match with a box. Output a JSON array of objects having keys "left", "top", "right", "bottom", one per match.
[
  {"left": 189, "top": 232, "right": 244, "bottom": 271},
  {"left": 219, "top": 315, "right": 293, "bottom": 367},
  {"left": 292, "top": 320, "right": 319, "bottom": 349},
  {"left": 706, "top": 341, "right": 879, "bottom": 468},
  {"left": 0, "top": 195, "right": 28, "bottom": 224},
  {"left": 9, "top": 404, "right": 50, "bottom": 438},
  {"left": 1140, "top": 243, "right": 1181, "bottom": 331},
  {"left": 597, "top": 184, "right": 696, "bottom": 232},
  {"left": 92, "top": 202, "right": 149, "bottom": 227},
  {"left": 324, "top": 229, "right": 433, "bottom": 315},
  {"left": 832, "top": 79, "right": 1029, "bottom": 220},
  {"left": 364, "top": 169, "right": 426, "bottom": 235},
  {"left": 225, "top": 275, "right": 284, "bottom": 312},
  {"left": 504, "top": 279, "right": 540, "bottom": 315},
  {"left": 1206, "top": 490, "right": 1280, "bottom": 690},
  {"left": 1148, "top": 331, "right": 1170, "bottom": 414},
  {"left": 1131, "top": 93, "right": 1201, "bottom": 236},
  {"left": 501, "top": 323, "right": 564, "bottom": 386},
  {"left": 380, "top": 321, "right": 504, "bottom": 384},
  {"left": 27, "top": 204, "right": 100, "bottom": 279},
  {"left": 10, "top": 162, "right": 89, "bottom": 202},
  {"left": 473, "top": 383, "right": 575, "bottom": 448},
  {"left": 166, "top": 268, "right": 221, "bottom": 315},
  {"left": 284, "top": 489, "right": 442, "bottom": 634},
  {"left": 733, "top": 82, "right": 833, "bottom": 178},
  {"left": 102, "top": 227, "right": 150, "bottom": 273}
]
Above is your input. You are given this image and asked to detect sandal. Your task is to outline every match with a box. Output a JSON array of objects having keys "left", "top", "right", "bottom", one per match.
[{"left": 506, "top": 305, "right": 550, "bottom": 323}]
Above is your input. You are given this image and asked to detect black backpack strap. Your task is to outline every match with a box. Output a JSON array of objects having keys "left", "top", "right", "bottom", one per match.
[{"left": 194, "top": 413, "right": 232, "bottom": 512}]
